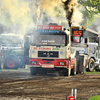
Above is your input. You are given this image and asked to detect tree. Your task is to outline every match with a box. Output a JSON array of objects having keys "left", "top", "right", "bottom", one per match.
[
  {"left": 78, "top": 0, "right": 100, "bottom": 28},
  {"left": 52, "top": 0, "right": 100, "bottom": 28}
]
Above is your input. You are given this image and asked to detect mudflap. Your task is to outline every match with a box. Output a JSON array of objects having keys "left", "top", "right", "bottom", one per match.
[{"left": 79, "top": 56, "right": 84, "bottom": 74}]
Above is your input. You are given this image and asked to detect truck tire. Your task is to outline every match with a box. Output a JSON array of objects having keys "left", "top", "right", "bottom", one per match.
[
  {"left": 4, "top": 55, "right": 19, "bottom": 69},
  {"left": 71, "top": 58, "right": 76, "bottom": 75},
  {"left": 30, "top": 67, "right": 37, "bottom": 75},
  {"left": 88, "top": 58, "right": 95, "bottom": 72},
  {"left": 63, "top": 69, "right": 68, "bottom": 76},
  {"left": 18, "top": 56, "right": 25, "bottom": 68}
]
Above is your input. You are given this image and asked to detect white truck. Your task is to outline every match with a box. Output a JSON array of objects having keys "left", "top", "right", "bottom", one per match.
[
  {"left": 71, "top": 26, "right": 99, "bottom": 72},
  {"left": 76, "top": 43, "right": 99, "bottom": 72}
]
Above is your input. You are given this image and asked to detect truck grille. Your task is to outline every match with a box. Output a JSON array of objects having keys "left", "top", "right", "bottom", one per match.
[{"left": 38, "top": 51, "right": 59, "bottom": 58}]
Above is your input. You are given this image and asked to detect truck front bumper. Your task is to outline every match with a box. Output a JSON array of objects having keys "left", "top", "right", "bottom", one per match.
[{"left": 29, "top": 65, "right": 68, "bottom": 69}]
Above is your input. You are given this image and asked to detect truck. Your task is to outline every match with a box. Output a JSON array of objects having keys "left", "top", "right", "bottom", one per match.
[
  {"left": 76, "top": 43, "right": 99, "bottom": 72},
  {"left": 71, "top": 27, "right": 99, "bottom": 72},
  {"left": 29, "top": 24, "right": 88, "bottom": 76},
  {"left": 93, "top": 45, "right": 100, "bottom": 71},
  {"left": 84, "top": 43, "right": 98, "bottom": 72},
  {"left": 0, "top": 33, "right": 30, "bottom": 69}
]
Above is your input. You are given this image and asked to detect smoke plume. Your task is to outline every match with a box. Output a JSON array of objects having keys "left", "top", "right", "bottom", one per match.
[
  {"left": 39, "top": 0, "right": 62, "bottom": 16},
  {"left": 0, "top": 0, "right": 63, "bottom": 34},
  {"left": 61, "top": 0, "right": 77, "bottom": 27},
  {"left": 73, "top": 8, "right": 83, "bottom": 26},
  {"left": 0, "top": 0, "right": 79, "bottom": 34},
  {"left": 0, "top": 0, "right": 33, "bottom": 34}
]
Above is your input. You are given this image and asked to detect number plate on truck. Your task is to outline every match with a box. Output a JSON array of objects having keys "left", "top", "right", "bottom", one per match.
[{"left": 42, "top": 64, "right": 54, "bottom": 68}]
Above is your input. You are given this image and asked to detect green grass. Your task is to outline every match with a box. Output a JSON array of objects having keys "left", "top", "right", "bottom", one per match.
[
  {"left": 86, "top": 71, "right": 100, "bottom": 74},
  {"left": 88, "top": 95, "right": 100, "bottom": 100}
]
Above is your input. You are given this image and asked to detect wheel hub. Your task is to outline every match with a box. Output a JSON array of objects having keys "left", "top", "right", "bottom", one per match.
[{"left": 7, "top": 59, "right": 15, "bottom": 68}]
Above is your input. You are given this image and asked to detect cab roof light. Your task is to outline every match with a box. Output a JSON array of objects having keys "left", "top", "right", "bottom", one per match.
[
  {"left": 82, "top": 26, "right": 84, "bottom": 29},
  {"left": 71, "top": 26, "right": 79, "bottom": 29}
]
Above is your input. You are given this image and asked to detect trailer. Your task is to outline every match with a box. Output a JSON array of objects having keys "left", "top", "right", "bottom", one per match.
[{"left": 29, "top": 24, "right": 88, "bottom": 76}]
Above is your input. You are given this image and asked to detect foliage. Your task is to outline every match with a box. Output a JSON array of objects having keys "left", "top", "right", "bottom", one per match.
[
  {"left": 88, "top": 95, "right": 100, "bottom": 100},
  {"left": 78, "top": 0, "right": 100, "bottom": 28},
  {"left": 86, "top": 71, "right": 100, "bottom": 74},
  {"left": 54, "top": 7, "right": 62, "bottom": 17},
  {"left": 47, "top": 0, "right": 100, "bottom": 28}
]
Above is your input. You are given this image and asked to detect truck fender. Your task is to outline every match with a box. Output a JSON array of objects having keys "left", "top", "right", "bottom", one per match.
[{"left": 88, "top": 58, "right": 95, "bottom": 72}]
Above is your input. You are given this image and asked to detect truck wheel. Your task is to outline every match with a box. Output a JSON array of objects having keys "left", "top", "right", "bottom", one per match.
[
  {"left": 71, "top": 58, "right": 76, "bottom": 75},
  {"left": 4, "top": 55, "right": 19, "bottom": 69},
  {"left": 63, "top": 69, "right": 68, "bottom": 76},
  {"left": 18, "top": 56, "right": 25, "bottom": 68},
  {"left": 30, "top": 67, "right": 37, "bottom": 75},
  {"left": 88, "top": 58, "right": 95, "bottom": 72}
]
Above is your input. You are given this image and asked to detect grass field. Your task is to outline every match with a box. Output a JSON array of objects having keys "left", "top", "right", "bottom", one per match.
[
  {"left": 86, "top": 71, "right": 100, "bottom": 74},
  {"left": 88, "top": 95, "right": 100, "bottom": 100}
]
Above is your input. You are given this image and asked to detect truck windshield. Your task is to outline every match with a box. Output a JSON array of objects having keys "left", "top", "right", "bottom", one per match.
[{"left": 31, "top": 35, "right": 66, "bottom": 46}]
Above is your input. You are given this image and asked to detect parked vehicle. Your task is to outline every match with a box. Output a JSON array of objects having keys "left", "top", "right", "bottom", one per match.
[{"left": 0, "top": 34, "right": 30, "bottom": 69}]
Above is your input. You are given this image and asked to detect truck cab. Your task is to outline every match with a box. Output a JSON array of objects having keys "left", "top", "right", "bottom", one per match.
[{"left": 29, "top": 25, "right": 76, "bottom": 76}]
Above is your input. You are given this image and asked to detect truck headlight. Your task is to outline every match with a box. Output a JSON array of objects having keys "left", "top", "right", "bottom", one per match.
[
  {"left": 32, "top": 61, "right": 37, "bottom": 64},
  {"left": 59, "top": 62, "right": 64, "bottom": 65}
]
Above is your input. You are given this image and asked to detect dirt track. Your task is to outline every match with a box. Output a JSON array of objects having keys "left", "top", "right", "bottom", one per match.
[{"left": 0, "top": 70, "right": 100, "bottom": 100}]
